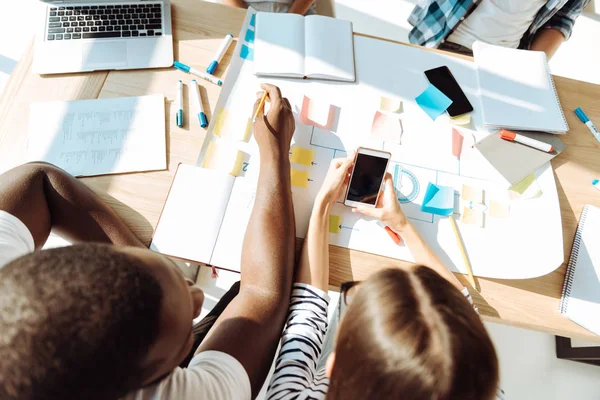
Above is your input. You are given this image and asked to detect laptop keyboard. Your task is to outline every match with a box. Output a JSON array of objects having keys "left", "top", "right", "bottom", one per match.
[{"left": 46, "top": 3, "right": 163, "bottom": 41}]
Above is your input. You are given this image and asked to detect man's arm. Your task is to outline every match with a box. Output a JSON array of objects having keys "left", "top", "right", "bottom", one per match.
[
  {"left": 530, "top": 29, "right": 565, "bottom": 60},
  {"left": 220, "top": 0, "right": 246, "bottom": 9},
  {"left": 0, "top": 162, "right": 144, "bottom": 248},
  {"left": 288, "top": 0, "right": 314, "bottom": 15},
  {"left": 197, "top": 84, "right": 296, "bottom": 397}
]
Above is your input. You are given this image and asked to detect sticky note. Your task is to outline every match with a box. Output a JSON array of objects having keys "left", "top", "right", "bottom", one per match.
[
  {"left": 450, "top": 113, "right": 471, "bottom": 126},
  {"left": 249, "top": 13, "right": 256, "bottom": 28},
  {"left": 214, "top": 109, "right": 252, "bottom": 142},
  {"left": 461, "top": 184, "right": 483, "bottom": 203},
  {"left": 462, "top": 207, "right": 484, "bottom": 227},
  {"left": 245, "top": 29, "right": 255, "bottom": 44},
  {"left": 240, "top": 45, "right": 254, "bottom": 61},
  {"left": 202, "top": 141, "right": 244, "bottom": 176},
  {"left": 371, "top": 111, "right": 403, "bottom": 143},
  {"left": 213, "top": 109, "right": 230, "bottom": 137},
  {"left": 415, "top": 84, "right": 453, "bottom": 120},
  {"left": 290, "top": 169, "right": 309, "bottom": 188},
  {"left": 509, "top": 174, "right": 543, "bottom": 200},
  {"left": 290, "top": 147, "right": 314, "bottom": 166},
  {"left": 489, "top": 201, "right": 510, "bottom": 218},
  {"left": 452, "top": 128, "right": 464, "bottom": 158},
  {"left": 329, "top": 215, "right": 342, "bottom": 234},
  {"left": 421, "top": 182, "right": 455, "bottom": 216},
  {"left": 299, "top": 96, "right": 332, "bottom": 129},
  {"left": 380, "top": 96, "right": 403, "bottom": 113}
]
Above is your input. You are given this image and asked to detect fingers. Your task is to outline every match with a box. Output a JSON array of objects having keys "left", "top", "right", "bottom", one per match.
[
  {"left": 282, "top": 97, "right": 292, "bottom": 111},
  {"left": 352, "top": 206, "right": 380, "bottom": 219},
  {"left": 252, "top": 97, "right": 265, "bottom": 121},
  {"left": 260, "top": 83, "right": 282, "bottom": 107},
  {"left": 383, "top": 173, "right": 395, "bottom": 197}
]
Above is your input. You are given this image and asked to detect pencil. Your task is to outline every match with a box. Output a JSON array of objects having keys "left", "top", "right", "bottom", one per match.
[
  {"left": 252, "top": 91, "right": 268, "bottom": 123},
  {"left": 449, "top": 215, "right": 477, "bottom": 290}
]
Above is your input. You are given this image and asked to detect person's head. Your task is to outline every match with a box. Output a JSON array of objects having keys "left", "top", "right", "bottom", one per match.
[
  {"left": 326, "top": 266, "right": 498, "bottom": 400},
  {"left": 0, "top": 243, "right": 205, "bottom": 400}
]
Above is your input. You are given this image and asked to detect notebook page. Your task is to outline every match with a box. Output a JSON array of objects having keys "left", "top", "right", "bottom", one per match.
[
  {"left": 254, "top": 13, "right": 305, "bottom": 77},
  {"left": 473, "top": 42, "right": 567, "bottom": 133},
  {"left": 304, "top": 16, "right": 355, "bottom": 82},
  {"left": 150, "top": 165, "right": 235, "bottom": 265},
  {"left": 564, "top": 205, "right": 600, "bottom": 335},
  {"left": 26, "top": 94, "right": 166, "bottom": 177}
]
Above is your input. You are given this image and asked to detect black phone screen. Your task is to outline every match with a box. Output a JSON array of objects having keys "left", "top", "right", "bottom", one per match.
[
  {"left": 346, "top": 153, "right": 389, "bottom": 205},
  {"left": 424, "top": 66, "right": 473, "bottom": 117}
]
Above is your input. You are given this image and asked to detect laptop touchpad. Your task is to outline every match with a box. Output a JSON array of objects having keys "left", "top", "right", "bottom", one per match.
[{"left": 82, "top": 41, "right": 127, "bottom": 69}]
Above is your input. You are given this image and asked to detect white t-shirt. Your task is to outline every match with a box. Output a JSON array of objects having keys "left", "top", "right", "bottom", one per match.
[
  {"left": 447, "top": 0, "right": 547, "bottom": 49},
  {"left": 0, "top": 211, "right": 252, "bottom": 400}
]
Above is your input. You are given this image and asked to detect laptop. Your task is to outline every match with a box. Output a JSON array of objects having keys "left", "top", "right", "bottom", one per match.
[{"left": 33, "top": 0, "right": 173, "bottom": 74}]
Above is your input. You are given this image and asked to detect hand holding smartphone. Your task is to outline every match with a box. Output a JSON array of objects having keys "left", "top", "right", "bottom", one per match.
[{"left": 344, "top": 147, "right": 391, "bottom": 208}]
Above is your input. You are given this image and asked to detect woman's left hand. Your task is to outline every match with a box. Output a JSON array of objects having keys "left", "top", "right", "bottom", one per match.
[{"left": 315, "top": 152, "right": 354, "bottom": 206}]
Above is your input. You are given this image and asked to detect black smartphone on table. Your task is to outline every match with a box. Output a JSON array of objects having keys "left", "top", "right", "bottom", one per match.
[{"left": 424, "top": 66, "right": 473, "bottom": 117}]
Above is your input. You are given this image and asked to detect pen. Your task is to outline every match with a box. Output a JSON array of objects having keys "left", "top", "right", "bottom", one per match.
[
  {"left": 206, "top": 34, "right": 234, "bottom": 75},
  {"left": 176, "top": 80, "right": 183, "bottom": 127},
  {"left": 376, "top": 221, "right": 403, "bottom": 245},
  {"left": 253, "top": 91, "right": 268, "bottom": 123},
  {"left": 500, "top": 129, "right": 554, "bottom": 153},
  {"left": 575, "top": 107, "right": 600, "bottom": 143},
  {"left": 190, "top": 80, "right": 208, "bottom": 128},
  {"left": 593, "top": 179, "right": 600, "bottom": 191},
  {"left": 174, "top": 61, "right": 222, "bottom": 86},
  {"left": 449, "top": 215, "right": 477, "bottom": 290}
]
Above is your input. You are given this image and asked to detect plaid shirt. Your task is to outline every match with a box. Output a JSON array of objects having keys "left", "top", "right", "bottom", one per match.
[{"left": 408, "top": 0, "right": 590, "bottom": 49}]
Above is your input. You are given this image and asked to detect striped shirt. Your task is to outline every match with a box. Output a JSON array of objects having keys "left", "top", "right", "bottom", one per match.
[{"left": 265, "top": 283, "right": 505, "bottom": 400}]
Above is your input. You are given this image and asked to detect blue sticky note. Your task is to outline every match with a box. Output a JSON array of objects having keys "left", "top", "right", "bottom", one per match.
[
  {"left": 245, "top": 29, "right": 255, "bottom": 44},
  {"left": 250, "top": 14, "right": 256, "bottom": 28},
  {"left": 240, "top": 45, "right": 254, "bottom": 61},
  {"left": 415, "top": 84, "right": 453, "bottom": 120},
  {"left": 420, "top": 182, "right": 455, "bottom": 216}
]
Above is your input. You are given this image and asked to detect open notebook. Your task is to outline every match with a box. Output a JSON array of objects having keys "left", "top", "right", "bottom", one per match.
[
  {"left": 473, "top": 41, "right": 568, "bottom": 134},
  {"left": 254, "top": 13, "right": 355, "bottom": 82},
  {"left": 559, "top": 205, "right": 600, "bottom": 335}
]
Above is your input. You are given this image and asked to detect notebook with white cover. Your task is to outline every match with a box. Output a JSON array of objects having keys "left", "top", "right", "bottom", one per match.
[
  {"left": 473, "top": 41, "right": 568, "bottom": 134},
  {"left": 254, "top": 13, "right": 355, "bottom": 82},
  {"left": 559, "top": 205, "right": 600, "bottom": 335}
]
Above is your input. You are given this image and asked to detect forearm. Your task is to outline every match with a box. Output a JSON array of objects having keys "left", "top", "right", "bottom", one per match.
[
  {"left": 288, "top": 0, "right": 314, "bottom": 15},
  {"left": 530, "top": 28, "right": 565, "bottom": 60},
  {"left": 220, "top": 0, "right": 246, "bottom": 8},
  {"left": 295, "top": 198, "right": 330, "bottom": 291},
  {"left": 0, "top": 162, "right": 143, "bottom": 248}
]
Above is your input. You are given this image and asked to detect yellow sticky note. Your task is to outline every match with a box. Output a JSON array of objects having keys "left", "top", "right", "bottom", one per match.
[
  {"left": 489, "top": 201, "right": 510, "bottom": 218},
  {"left": 380, "top": 96, "right": 403, "bottom": 113},
  {"left": 462, "top": 207, "right": 484, "bottom": 227},
  {"left": 202, "top": 141, "right": 244, "bottom": 176},
  {"left": 213, "top": 109, "right": 230, "bottom": 137},
  {"left": 214, "top": 110, "right": 251, "bottom": 142},
  {"left": 290, "top": 147, "right": 315, "bottom": 166},
  {"left": 450, "top": 113, "right": 471, "bottom": 126},
  {"left": 462, "top": 184, "right": 484, "bottom": 203},
  {"left": 509, "top": 174, "right": 543, "bottom": 200},
  {"left": 290, "top": 169, "right": 309, "bottom": 188},
  {"left": 329, "top": 215, "right": 342, "bottom": 234}
]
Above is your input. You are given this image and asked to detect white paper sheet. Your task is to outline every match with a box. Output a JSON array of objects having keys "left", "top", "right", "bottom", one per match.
[{"left": 26, "top": 94, "right": 166, "bottom": 177}]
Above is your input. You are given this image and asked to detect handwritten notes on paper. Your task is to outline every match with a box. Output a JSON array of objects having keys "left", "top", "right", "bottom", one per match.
[
  {"left": 214, "top": 109, "right": 252, "bottom": 142},
  {"left": 421, "top": 182, "right": 455, "bottom": 216},
  {"left": 202, "top": 141, "right": 245, "bottom": 176},
  {"left": 26, "top": 94, "right": 166, "bottom": 177},
  {"left": 371, "top": 111, "right": 403, "bottom": 143},
  {"left": 290, "top": 146, "right": 315, "bottom": 166},
  {"left": 299, "top": 96, "right": 333, "bottom": 129},
  {"left": 291, "top": 169, "right": 309, "bottom": 188},
  {"left": 415, "top": 84, "right": 453, "bottom": 120},
  {"left": 329, "top": 215, "right": 342, "bottom": 234}
]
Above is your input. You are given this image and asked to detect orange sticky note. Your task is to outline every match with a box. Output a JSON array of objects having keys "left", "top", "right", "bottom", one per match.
[
  {"left": 452, "top": 128, "right": 464, "bottom": 158},
  {"left": 462, "top": 207, "right": 484, "bottom": 227},
  {"left": 462, "top": 184, "right": 483, "bottom": 203},
  {"left": 299, "top": 96, "right": 333, "bottom": 129},
  {"left": 489, "top": 201, "right": 510, "bottom": 218}
]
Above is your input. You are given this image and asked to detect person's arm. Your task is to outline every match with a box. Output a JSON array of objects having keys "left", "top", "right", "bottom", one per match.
[
  {"left": 530, "top": 29, "right": 565, "bottom": 60},
  {"left": 220, "top": 0, "right": 246, "bottom": 9},
  {"left": 353, "top": 173, "right": 463, "bottom": 291},
  {"left": 288, "top": 0, "right": 315, "bottom": 15},
  {"left": 196, "top": 84, "right": 296, "bottom": 398},
  {"left": 0, "top": 162, "right": 144, "bottom": 248}
]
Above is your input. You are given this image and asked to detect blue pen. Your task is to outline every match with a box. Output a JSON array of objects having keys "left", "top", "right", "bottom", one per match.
[
  {"left": 207, "top": 34, "right": 234, "bottom": 75},
  {"left": 174, "top": 61, "right": 222, "bottom": 86},
  {"left": 190, "top": 80, "right": 208, "bottom": 128},
  {"left": 575, "top": 107, "right": 600, "bottom": 143},
  {"left": 593, "top": 179, "right": 600, "bottom": 192},
  {"left": 176, "top": 80, "right": 183, "bottom": 127}
]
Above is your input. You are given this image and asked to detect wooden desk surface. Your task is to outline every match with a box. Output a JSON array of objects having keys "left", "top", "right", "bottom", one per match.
[{"left": 1, "top": 0, "right": 599, "bottom": 340}]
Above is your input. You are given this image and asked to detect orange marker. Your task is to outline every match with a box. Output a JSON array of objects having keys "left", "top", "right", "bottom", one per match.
[{"left": 378, "top": 221, "right": 402, "bottom": 245}]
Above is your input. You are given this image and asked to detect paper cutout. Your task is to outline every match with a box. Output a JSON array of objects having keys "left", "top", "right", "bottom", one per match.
[
  {"left": 245, "top": 29, "right": 255, "bottom": 44},
  {"left": 462, "top": 184, "right": 483, "bottom": 203},
  {"left": 290, "top": 169, "right": 309, "bottom": 188},
  {"left": 509, "top": 174, "right": 543, "bottom": 200},
  {"left": 452, "top": 128, "right": 464, "bottom": 158},
  {"left": 329, "top": 215, "right": 342, "bottom": 234},
  {"left": 489, "top": 201, "right": 510, "bottom": 218},
  {"left": 299, "top": 96, "right": 333, "bottom": 129},
  {"left": 450, "top": 113, "right": 471, "bottom": 126},
  {"left": 290, "top": 147, "right": 315, "bottom": 166},
  {"left": 415, "top": 84, "right": 453, "bottom": 120},
  {"left": 371, "top": 111, "right": 403, "bottom": 143},
  {"left": 250, "top": 14, "right": 256, "bottom": 28},
  {"left": 380, "top": 96, "right": 403, "bottom": 113},
  {"left": 214, "top": 109, "right": 252, "bottom": 142},
  {"left": 462, "top": 207, "right": 484, "bottom": 227},
  {"left": 421, "top": 182, "right": 455, "bottom": 216},
  {"left": 202, "top": 141, "right": 244, "bottom": 176},
  {"left": 240, "top": 45, "right": 254, "bottom": 60}
]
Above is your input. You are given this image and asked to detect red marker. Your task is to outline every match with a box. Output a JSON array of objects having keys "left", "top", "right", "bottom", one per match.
[
  {"left": 377, "top": 221, "right": 402, "bottom": 245},
  {"left": 500, "top": 129, "right": 554, "bottom": 153}
]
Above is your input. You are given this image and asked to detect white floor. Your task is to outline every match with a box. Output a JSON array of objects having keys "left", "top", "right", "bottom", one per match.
[{"left": 3, "top": 1, "right": 600, "bottom": 399}]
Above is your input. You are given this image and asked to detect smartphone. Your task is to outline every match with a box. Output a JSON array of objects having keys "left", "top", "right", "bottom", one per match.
[
  {"left": 424, "top": 66, "right": 473, "bottom": 117},
  {"left": 344, "top": 148, "right": 391, "bottom": 208}
]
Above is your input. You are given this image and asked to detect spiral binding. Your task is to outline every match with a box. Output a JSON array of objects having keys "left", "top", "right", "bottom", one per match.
[
  {"left": 559, "top": 205, "right": 589, "bottom": 314},
  {"left": 545, "top": 61, "right": 569, "bottom": 132}
]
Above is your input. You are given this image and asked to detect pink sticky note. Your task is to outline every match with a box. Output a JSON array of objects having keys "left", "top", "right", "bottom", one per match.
[
  {"left": 371, "top": 111, "right": 402, "bottom": 143},
  {"left": 452, "top": 128, "right": 464, "bottom": 158},
  {"left": 299, "top": 96, "right": 333, "bottom": 129}
]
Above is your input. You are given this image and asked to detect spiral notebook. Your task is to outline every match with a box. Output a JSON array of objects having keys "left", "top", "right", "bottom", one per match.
[
  {"left": 473, "top": 42, "right": 568, "bottom": 134},
  {"left": 559, "top": 205, "right": 600, "bottom": 335}
]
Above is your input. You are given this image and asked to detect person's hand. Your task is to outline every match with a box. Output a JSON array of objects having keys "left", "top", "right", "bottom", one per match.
[
  {"left": 352, "top": 173, "right": 409, "bottom": 232},
  {"left": 316, "top": 153, "right": 354, "bottom": 206},
  {"left": 252, "top": 84, "right": 295, "bottom": 159}
]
